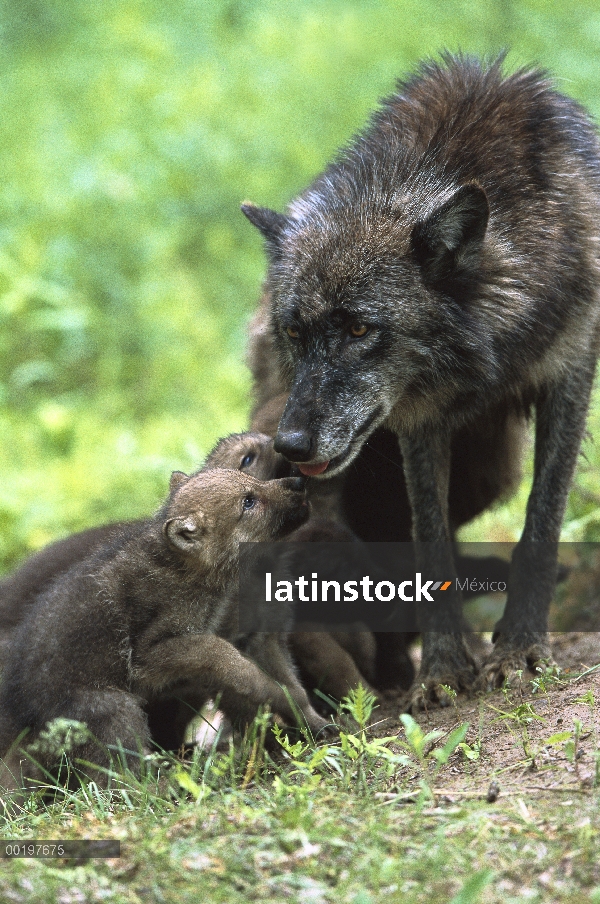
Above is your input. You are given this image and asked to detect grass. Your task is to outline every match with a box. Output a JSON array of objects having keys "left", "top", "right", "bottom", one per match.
[
  {"left": 3, "top": 787, "right": 599, "bottom": 903},
  {"left": 1, "top": 675, "right": 599, "bottom": 903}
]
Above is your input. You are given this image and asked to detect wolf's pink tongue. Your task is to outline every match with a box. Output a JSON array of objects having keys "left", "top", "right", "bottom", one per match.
[{"left": 298, "top": 461, "right": 329, "bottom": 476}]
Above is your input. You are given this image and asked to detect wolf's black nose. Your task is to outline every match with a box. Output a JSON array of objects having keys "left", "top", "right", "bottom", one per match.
[{"left": 274, "top": 431, "right": 312, "bottom": 461}]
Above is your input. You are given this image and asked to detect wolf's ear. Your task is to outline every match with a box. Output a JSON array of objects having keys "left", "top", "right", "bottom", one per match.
[
  {"left": 411, "top": 183, "right": 489, "bottom": 284},
  {"left": 241, "top": 202, "right": 289, "bottom": 256},
  {"left": 169, "top": 471, "right": 189, "bottom": 494},
  {"left": 163, "top": 516, "right": 205, "bottom": 554}
]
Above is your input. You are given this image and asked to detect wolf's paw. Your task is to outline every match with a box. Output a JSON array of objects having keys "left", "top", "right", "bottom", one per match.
[
  {"left": 405, "top": 650, "right": 477, "bottom": 713},
  {"left": 476, "top": 640, "right": 553, "bottom": 693}
]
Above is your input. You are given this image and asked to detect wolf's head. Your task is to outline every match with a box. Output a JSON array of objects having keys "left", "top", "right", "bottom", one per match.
[{"left": 242, "top": 180, "right": 490, "bottom": 477}]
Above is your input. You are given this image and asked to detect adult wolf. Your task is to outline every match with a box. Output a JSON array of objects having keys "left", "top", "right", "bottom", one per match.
[{"left": 242, "top": 54, "right": 600, "bottom": 709}]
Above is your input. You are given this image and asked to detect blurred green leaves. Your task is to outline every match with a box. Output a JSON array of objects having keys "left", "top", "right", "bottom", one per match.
[{"left": 0, "top": 0, "right": 599, "bottom": 569}]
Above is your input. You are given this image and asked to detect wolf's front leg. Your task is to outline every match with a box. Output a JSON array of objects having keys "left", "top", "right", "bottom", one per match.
[
  {"left": 399, "top": 431, "right": 477, "bottom": 710},
  {"left": 479, "top": 358, "right": 597, "bottom": 689}
]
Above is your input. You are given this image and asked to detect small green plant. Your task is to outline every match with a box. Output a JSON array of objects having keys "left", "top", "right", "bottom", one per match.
[
  {"left": 572, "top": 689, "right": 599, "bottom": 786},
  {"left": 573, "top": 689, "right": 595, "bottom": 707},
  {"left": 208, "top": 708, "right": 273, "bottom": 790},
  {"left": 457, "top": 739, "right": 481, "bottom": 762},
  {"left": 531, "top": 663, "right": 564, "bottom": 694},
  {"left": 339, "top": 683, "right": 377, "bottom": 731},
  {"left": 27, "top": 718, "right": 92, "bottom": 758},
  {"left": 272, "top": 726, "right": 338, "bottom": 799},
  {"left": 397, "top": 714, "right": 470, "bottom": 805},
  {"left": 273, "top": 685, "right": 407, "bottom": 797},
  {"left": 322, "top": 685, "right": 407, "bottom": 793},
  {"left": 335, "top": 686, "right": 406, "bottom": 792},
  {"left": 489, "top": 700, "right": 545, "bottom": 767},
  {"left": 564, "top": 718, "right": 585, "bottom": 780}
]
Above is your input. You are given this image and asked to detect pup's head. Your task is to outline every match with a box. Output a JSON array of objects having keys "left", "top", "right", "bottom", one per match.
[
  {"left": 162, "top": 468, "right": 309, "bottom": 574},
  {"left": 242, "top": 177, "right": 490, "bottom": 477},
  {"left": 204, "top": 431, "right": 292, "bottom": 480}
]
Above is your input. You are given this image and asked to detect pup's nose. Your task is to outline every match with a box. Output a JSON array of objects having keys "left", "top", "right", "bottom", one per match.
[
  {"left": 281, "top": 475, "right": 307, "bottom": 492},
  {"left": 274, "top": 430, "right": 312, "bottom": 461}
]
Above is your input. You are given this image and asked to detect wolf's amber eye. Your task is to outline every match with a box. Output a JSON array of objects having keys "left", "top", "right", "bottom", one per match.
[
  {"left": 350, "top": 323, "right": 368, "bottom": 338},
  {"left": 242, "top": 494, "right": 256, "bottom": 511},
  {"left": 240, "top": 453, "right": 255, "bottom": 469},
  {"left": 286, "top": 326, "right": 299, "bottom": 339}
]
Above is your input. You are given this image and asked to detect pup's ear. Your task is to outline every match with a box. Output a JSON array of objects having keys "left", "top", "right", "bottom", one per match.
[
  {"left": 241, "top": 202, "right": 289, "bottom": 257},
  {"left": 169, "top": 471, "right": 189, "bottom": 494},
  {"left": 411, "top": 183, "right": 489, "bottom": 284},
  {"left": 163, "top": 516, "right": 205, "bottom": 554}
]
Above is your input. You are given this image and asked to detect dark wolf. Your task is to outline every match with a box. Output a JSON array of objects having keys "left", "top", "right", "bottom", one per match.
[
  {"left": 0, "top": 465, "right": 328, "bottom": 790},
  {"left": 242, "top": 54, "right": 600, "bottom": 708}
]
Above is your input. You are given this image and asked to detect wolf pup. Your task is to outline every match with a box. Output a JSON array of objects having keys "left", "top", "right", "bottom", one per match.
[
  {"left": 0, "top": 466, "right": 328, "bottom": 789},
  {"left": 242, "top": 54, "right": 600, "bottom": 709},
  {"left": 0, "top": 432, "right": 377, "bottom": 730}
]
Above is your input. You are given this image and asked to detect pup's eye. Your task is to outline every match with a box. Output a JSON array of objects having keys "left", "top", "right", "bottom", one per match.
[
  {"left": 242, "top": 494, "right": 256, "bottom": 511},
  {"left": 349, "top": 323, "right": 368, "bottom": 338},
  {"left": 286, "top": 326, "right": 299, "bottom": 339},
  {"left": 240, "top": 452, "right": 255, "bottom": 469}
]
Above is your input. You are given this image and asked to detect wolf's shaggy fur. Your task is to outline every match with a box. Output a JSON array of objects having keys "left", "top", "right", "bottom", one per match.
[{"left": 242, "top": 54, "right": 600, "bottom": 707}]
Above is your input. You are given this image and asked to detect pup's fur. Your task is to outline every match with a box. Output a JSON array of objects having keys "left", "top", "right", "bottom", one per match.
[
  {"left": 242, "top": 54, "right": 600, "bottom": 707},
  {"left": 0, "top": 433, "right": 380, "bottom": 710},
  {"left": 0, "top": 466, "right": 327, "bottom": 789}
]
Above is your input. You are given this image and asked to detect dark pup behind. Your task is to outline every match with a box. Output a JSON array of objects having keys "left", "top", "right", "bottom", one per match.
[
  {"left": 242, "top": 53, "right": 600, "bottom": 708},
  {"left": 0, "top": 464, "right": 328, "bottom": 790}
]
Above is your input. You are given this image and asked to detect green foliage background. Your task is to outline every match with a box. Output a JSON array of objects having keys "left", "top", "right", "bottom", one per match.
[{"left": 2, "top": 0, "right": 600, "bottom": 572}]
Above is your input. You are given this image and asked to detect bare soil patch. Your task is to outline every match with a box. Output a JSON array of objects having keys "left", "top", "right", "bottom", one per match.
[{"left": 372, "top": 632, "right": 600, "bottom": 802}]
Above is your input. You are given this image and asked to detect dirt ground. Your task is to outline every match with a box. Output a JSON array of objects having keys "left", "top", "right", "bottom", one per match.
[{"left": 372, "top": 632, "right": 600, "bottom": 800}]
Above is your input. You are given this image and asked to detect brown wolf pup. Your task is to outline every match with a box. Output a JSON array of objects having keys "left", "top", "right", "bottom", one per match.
[
  {"left": 0, "top": 432, "right": 381, "bottom": 712},
  {"left": 0, "top": 466, "right": 328, "bottom": 790},
  {"left": 241, "top": 53, "right": 600, "bottom": 709}
]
